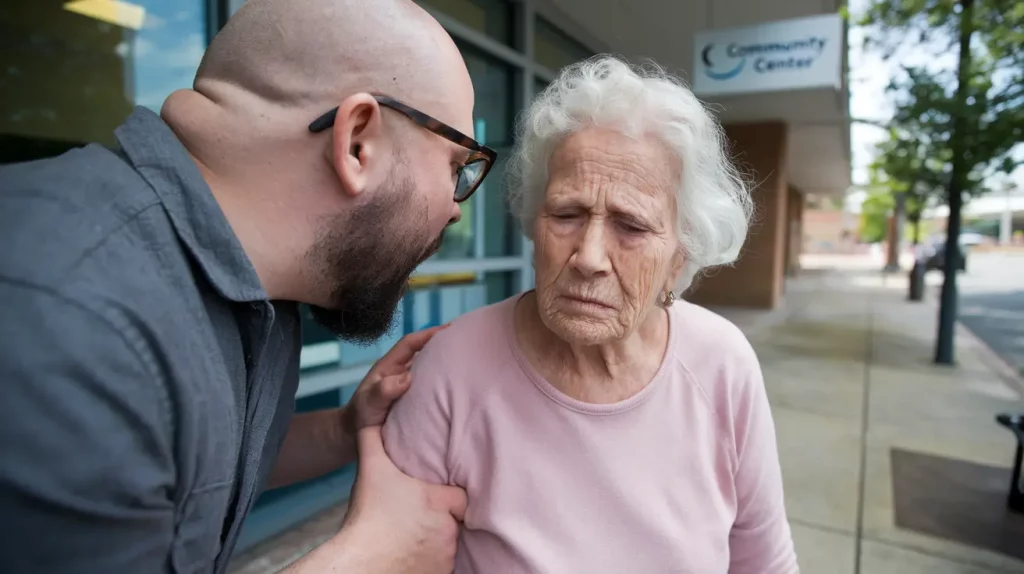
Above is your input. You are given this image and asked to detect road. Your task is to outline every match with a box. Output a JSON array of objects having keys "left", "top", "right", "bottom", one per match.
[{"left": 954, "top": 251, "right": 1024, "bottom": 376}]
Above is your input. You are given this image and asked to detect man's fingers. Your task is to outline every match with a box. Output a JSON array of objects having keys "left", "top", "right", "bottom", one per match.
[
  {"left": 430, "top": 484, "right": 468, "bottom": 522},
  {"left": 379, "top": 324, "right": 447, "bottom": 366},
  {"left": 374, "top": 372, "right": 412, "bottom": 405}
]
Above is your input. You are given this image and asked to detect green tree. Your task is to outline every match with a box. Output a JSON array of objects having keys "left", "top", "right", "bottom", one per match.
[
  {"left": 859, "top": 188, "right": 894, "bottom": 243},
  {"left": 868, "top": 127, "right": 947, "bottom": 245},
  {"left": 858, "top": 0, "right": 1024, "bottom": 365}
]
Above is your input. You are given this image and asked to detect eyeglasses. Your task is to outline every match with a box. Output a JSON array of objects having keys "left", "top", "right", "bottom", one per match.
[{"left": 308, "top": 95, "right": 496, "bottom": 203}]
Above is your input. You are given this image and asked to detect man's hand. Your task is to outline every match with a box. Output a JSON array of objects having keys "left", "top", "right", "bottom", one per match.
[
  {"left": 345, "top": 426, "right": 466, "bottom": 573},
  {"left": 285, "top": 425, "right": 466, "bottom": 574},
  {"left": 268, "top": 325, "right": 448, "bottom": 490},
  {"left": 341, "top": 325, "right": 447, "bottom": 436}
]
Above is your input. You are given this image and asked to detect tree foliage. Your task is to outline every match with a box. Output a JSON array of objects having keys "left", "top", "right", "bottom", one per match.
[
  {"left": 858, "top": 188, "right": 893, "bottom": 243},
  {"left": 858, "top": 0, "right": 1023, "bottom": 194},
  {"left": 858, "top": 0, "right": 1022, "bottom": 364}
]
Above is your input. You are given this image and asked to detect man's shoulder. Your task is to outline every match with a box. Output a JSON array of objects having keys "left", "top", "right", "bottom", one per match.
[{"left": 0, "top": 144, "right": 164, "bottom": 290}]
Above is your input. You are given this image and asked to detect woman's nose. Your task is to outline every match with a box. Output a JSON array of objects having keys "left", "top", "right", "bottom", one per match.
[{"left": 571, "top": 219, "right": 612, "bottom": 277}]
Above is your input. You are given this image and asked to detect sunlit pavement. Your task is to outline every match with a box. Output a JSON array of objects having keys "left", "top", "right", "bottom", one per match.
[{"left": 737, "top": 254, "right": 1024, "bottom": 573}]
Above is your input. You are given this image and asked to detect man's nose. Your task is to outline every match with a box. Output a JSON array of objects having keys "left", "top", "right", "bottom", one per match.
[
  {"left": 571, "top": 219, "right": 612, "bottom": 277},
  {"left": 449, "top": 203, "right": 462, "bottom": 225}
]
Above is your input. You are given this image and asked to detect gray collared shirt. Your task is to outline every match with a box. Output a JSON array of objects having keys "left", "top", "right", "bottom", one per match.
[{"left": 0, "top": 107, "right": 301, "bottom": 573}]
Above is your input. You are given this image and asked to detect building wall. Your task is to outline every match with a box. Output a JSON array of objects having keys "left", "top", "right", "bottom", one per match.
[
  {"left": 687, "top": 121, "right": 789, "bottom": 309},
  {"left": 4, "top": 0, "right": 840, "bottom": 554},
  {"left": 803, "top": 208, "right": 851, "bottom": 253},
  {"left": 1, "top": 0, "right": 571, "bottom": 552},
  {"left": 786, "top": 186, "right": 803, "bottom": 276},
  {"left": 236, "top": 0, "right": 598, "bottom": 550}
]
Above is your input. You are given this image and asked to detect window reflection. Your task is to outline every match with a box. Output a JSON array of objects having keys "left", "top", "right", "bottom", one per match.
[
  {"left": 415, "top": 0, "right": 513, "bottom": 47},
  {"left": 0, "top": 1, "right": 207, "bottom": 164},
  {"left": 432, "top": 42, "right": 515, "bottom": 260},
  {"left": 534, "top": 17, "right": 593, "bottom": 72},
  {"left": 535, "top": 78, "right": 550, "bottom": 98}
]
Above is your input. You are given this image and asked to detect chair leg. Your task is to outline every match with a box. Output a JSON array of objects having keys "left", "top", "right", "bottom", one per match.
[{"left": 1010, "top": 443, "right": 1024, "bottom": 513}]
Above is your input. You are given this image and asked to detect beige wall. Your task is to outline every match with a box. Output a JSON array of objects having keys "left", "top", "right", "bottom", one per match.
[{"left": 687, "top": 121, "right": 789, "bottom": 309}]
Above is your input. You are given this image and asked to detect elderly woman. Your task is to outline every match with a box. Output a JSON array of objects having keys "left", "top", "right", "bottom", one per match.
[{"left": 382, "top": 56, "right": 797, "bottom": 573}]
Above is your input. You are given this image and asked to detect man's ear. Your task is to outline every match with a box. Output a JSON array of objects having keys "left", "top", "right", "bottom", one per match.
[{"left": 330, "top": 93, "right": 385, "bottom": 199}]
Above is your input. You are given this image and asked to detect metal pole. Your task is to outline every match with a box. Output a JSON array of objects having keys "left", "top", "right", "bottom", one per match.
[{"left": 1000, "top": 185, "right": 1013, "bottom": 246}]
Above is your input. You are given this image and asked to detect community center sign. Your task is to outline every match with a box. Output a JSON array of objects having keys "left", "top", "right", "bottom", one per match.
[{"left": 693, "top": 13, "right": 843, "bottom": 96}]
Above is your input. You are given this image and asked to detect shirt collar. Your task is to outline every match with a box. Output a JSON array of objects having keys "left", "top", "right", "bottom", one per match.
[{"left": 114, "top": 106, "right": 268, "bottom": 303}]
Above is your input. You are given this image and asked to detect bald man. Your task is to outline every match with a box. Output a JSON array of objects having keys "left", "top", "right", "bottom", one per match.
[{"left": 0, "top": 0, "right": 488, "bottom": 572}]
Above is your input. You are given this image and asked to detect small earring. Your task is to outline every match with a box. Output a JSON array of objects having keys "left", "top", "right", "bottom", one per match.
[{"left": 663, "top": 290, "right": 676, "bottom": 307}]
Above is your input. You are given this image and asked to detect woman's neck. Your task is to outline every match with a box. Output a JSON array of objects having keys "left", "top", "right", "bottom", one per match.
[{"left": 515, "top": 292, "right": 671, "bottom": 404}]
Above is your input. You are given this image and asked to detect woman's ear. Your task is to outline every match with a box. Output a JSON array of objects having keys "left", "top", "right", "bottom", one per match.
[
  {"left": 329, "top": 93, "right": 385, "bottom": 199},
  {"left": 665, "top": 246, "right": 686, "bottom": 293}
]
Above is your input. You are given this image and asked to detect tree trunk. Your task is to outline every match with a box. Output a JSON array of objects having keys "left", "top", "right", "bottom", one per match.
[
  {"left": 934, "top": 0, "right": 975, "bottom": 365},
  {"left": 885, "top": 192, "right": 906, "bottom": 271}
]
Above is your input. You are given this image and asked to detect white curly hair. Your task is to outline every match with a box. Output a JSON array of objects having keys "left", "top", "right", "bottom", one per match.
[{"left": 506, "top": 55, "right": 753, "bottom": 292}]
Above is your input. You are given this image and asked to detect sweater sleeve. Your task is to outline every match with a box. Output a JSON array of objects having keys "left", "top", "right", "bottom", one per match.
[
  {"left": 727, "top": 343, "right": 799, "bottom": 574},
  {"left": 381, "top": 332, "right": 456, "bottom": 486}
]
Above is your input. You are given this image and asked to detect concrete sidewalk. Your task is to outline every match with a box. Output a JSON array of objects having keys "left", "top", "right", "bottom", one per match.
[
  {"left": 231, "top": 259, "right": 1024, "bottom": 573},
  {"left": 748, "top": 259, "right": 1024, "bottom": 573}
]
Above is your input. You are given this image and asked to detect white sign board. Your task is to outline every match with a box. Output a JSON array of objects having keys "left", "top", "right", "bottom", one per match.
[{"left": 693, "top": 13, "right": 843, "bottom": 97}]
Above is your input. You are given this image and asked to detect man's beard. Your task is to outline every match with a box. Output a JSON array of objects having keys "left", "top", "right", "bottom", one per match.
[{"left": 307, "top": 167, "right": 444, "bottom": 344}]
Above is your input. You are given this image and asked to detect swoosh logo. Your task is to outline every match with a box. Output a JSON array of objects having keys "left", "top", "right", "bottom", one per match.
[{"left": 702, "top": 43, "right": 745, "bottom": 80}]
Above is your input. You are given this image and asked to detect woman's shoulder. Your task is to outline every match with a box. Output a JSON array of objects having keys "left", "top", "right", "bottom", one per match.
[
  {"left": 670, "top": 299, "right": 758, "bottom": 363},
  {"left": 410, "top": 293, "right": 521, "bottom": 378},
  {"left": 667, "top": 300, "right": 762, "bottom": 404}
]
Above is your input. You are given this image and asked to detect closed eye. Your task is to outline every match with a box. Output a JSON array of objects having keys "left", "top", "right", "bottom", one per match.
[{"left": 618, "top": 221, "right": 647, "bottom": 234}]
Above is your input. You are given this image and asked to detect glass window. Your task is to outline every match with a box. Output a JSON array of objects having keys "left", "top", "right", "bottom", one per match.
[
  {"left": 298, "top": 306, "right": 343, "bottom": 371},
  {"left": 0, "top": 1, "right": 209, "bottom": 164},
  {"left": 415, "top": 0, "right": 513, "bottom": 47},
  {"left": 485, "top": 270, "right": 521, "bottom": 304},
  {"left": 535, "top": 78, "right": 550, "bottom": 99},
  {"left": 534, "top": 17, "right": 593, "bottom": 72},
  {"left": 432, "top": 41, "right": 515, "bottom": 260},
  {"left": 484, "top": 211, "right": 522, "bottom": 257}
]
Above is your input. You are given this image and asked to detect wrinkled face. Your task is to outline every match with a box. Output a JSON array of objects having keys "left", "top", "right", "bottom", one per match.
[{"left": 533, "top": 127, "right": 684, "bottom": 345}]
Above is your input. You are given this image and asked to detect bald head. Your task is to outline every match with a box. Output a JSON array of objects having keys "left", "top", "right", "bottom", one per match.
[
  {"left": 164, "top": 0, "right": 474, "bottom": 140},
  {"left": 158, "top": 0, "right": 476, "bottom": 327},
  {"left": 214, "top": 1, "right": 465, "bottom": 121}
]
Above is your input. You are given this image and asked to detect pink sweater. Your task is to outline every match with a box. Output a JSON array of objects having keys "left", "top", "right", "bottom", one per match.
[{"left": 382, "top": 294, "right": 798, "bottom": 573}]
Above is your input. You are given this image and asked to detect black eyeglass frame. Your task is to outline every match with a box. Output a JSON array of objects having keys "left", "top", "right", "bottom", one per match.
[{"left": 308, "top": 95, "right": 497, "bottom": 203}]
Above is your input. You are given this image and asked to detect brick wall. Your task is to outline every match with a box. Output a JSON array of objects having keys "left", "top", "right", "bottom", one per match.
[{"left": 687, "top": 121, "right": 788, "bottom": 309}]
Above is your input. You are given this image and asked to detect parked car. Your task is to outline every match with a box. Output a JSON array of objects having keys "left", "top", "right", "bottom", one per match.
[
  {"left": 958, "top": 231, "right": 986, "bottom": 247},
  {"left": 916, "top": 237, "right": 967, "bottom": 272}
]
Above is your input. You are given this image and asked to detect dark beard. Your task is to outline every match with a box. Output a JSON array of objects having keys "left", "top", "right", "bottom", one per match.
[{"left": 307, "top": 169, "right": 443, "bottom": 343}]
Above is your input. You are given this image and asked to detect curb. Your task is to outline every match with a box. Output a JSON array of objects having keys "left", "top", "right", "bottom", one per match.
[
  {"left": 892, "top": 282, "right": 1023, "bottom": 399},
  {"left": 957, "top": 322, "right": 1024, "bottom": 399}
]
